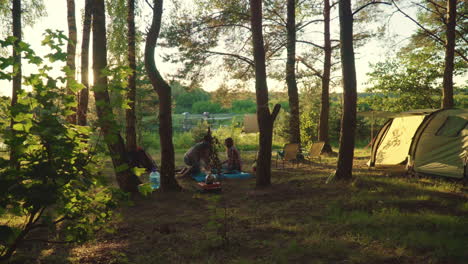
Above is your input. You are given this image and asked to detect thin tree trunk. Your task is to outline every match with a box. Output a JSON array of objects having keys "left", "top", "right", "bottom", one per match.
[
  {"left": 144, "top": 0, "right": 181, "bottom": 192},
  {"left": 66, "top": 0, "right": 77, "bottom": 124},
  {"left": 318, "top": 0, "right": 333, "bottom": 154},
  {"left": 250, "top": 0, "right": 281, "bottom": 188},
  {"left": 126, "top": 0, "right": 137, "bottom": 151},
  {"left": 333, "top": 0, "right": 357, "bottom": 181},
  {"left": 442, "top": 0, "right": 456, "bottom": 109},
  {"left": 92, "top": 0, "right": 141, "bottom": 193},
  {"left": 10, "top": 0, "right": 22, "bottom": 167},
  {"left": 286, "top": 0, "right": 300, "bottom": 145},
  {"left": 77, "top": 0, "right": 92, "bottom": 126}
]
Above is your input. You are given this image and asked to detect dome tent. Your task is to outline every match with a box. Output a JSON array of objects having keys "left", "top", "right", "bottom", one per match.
[{"left": 369, "top": 109, "right": 467, "bottom": 179}]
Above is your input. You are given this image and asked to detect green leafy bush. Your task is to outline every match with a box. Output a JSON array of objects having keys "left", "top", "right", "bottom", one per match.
[
  {"left": 230, "top": 99, "right": 256, "bottom": 114},
  {"left": 173, "top": 132, "right": 195, "bottom": 150},
  {"left": 191, "top": 100, "right": 227, "bottom": 114},
  {"left": 0, "top": 32, "right": 125, "bottom": 261}
]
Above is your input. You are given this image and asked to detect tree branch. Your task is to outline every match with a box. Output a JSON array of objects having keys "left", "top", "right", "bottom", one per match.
[
  {"left": 353, "top": 1, "right": 391, "bottom": 16},
  {"left": 145, "top": 0, "right": 153, "bottom": 9},
  {"left": 426, "top": 0, "right": 446, "bottom": 12},
  {"left": 265, "top": 3, "right": 287, "bottom": 25},
  {"left": 297, "top": 19, "right": 324, "bottom": 31},
  {"left": 204, "top": 23, "right": 251, "bottom": 32},
  {"left": 413, "top": 2, "right": 444, "bottom": 20},
  {"left": 392, "top": 0, "right": 468, "bottom": 62},
  {"left": 455, "top": 29, "right": 468, "bottom": 45},
  {"left": 297, "top": 57, "right": 323, "bottom": 79},
  {"left": 204, "top": 50, "right": 255, "bottom": 66},
  {"left": 270, "top": 103, "right": 281, "bottom": 122},
  {"left": 297, "top": 40, "right": 324, "bottom": 50},
  {"left": 392, "top": 0, "right": 445, "bottom": 44}
]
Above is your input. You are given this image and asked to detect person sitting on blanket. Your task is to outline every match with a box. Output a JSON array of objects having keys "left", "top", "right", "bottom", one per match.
[
  {"left": 182, "top": 136, "right": 212, "bottom": 177},
  {"left": 222, "top": 137, "right": 241, "bottom": 172}
]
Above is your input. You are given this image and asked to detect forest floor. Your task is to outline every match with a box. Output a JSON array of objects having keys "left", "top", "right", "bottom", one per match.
[{"left": 10, "top": 149, "right": 468, "bottom": 264}]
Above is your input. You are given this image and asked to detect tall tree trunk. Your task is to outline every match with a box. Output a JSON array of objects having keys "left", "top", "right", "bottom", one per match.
[
  {"left": 66, "top": 0, "right": 77, "bottom": 124},
  {"left": 77, "top": 0, "right": 92, "bottom": 126},
  {"left": 318, "top": 0, "right": 333, "bottom": 154},
  {"left": 333, "top": 0, "right": 357, "bottom": 181},
  {"left": 442, "top": 0, "right": 456, "bottom": 109},
  {"left": 10, "top": 0, "right": 22, "bottom": 167},
  {"left": 144, "top": 0, "right": 181, "bottom": 192},
  {"left": 286, "top": 0, "right": 300, "bottom": 145},
  {"left": 126, "top": 0, "right": 137, "bottom": 151},
  {"left": 250, "top": 0, "right": 281, "bottom": 188},
  {"left": 92, "top": 0, "right": 141, "bottom": 193}
]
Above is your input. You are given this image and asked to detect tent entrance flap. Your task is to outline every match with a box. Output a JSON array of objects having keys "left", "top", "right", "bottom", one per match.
[{"left": 375, "top": 115, "right": 426, "bottom": 165}]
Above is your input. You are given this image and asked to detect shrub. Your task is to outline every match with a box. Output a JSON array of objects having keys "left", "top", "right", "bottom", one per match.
[
  {"left": 0, "top": 33, "right": 125, "bottom": 261},
  {"left": 173, "top": 132, "right": 195, "bottom": 150},
  {"left": 140, "top": 131, "right": 161, "bottom": 153},
  {"left": 192, "top": 101, "right": 227, "bottom": 114},
  {"left": 230, "top": 99, "right": 256, "bottom": 114},
  {"left": 190, "top": 121, "right": 210, "bottom": 142}
]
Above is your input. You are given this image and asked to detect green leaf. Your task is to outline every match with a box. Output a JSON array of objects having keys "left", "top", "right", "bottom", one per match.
[
  {"left": 138, "top": 183, "right": 153, "bottom": 197},
  {"left": 63, "top": 109, "right": 75, "bottom": 116},
  {"left": 12, "top": 122, "right": 33, "bottom": 132},
  {"left": 115, "top": 163, "right": 129, "bottom": 173},
  {"left": 132, "top": 167, "right": 147, "bottom": 177}
]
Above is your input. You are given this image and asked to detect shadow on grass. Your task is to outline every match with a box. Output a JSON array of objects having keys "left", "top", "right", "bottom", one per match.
[{"left": 16, "top": 151, "right": 466, "bottom": 264}]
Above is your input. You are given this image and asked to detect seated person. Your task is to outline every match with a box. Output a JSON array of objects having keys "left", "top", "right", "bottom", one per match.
[
  {"left": 182, "top": 138, "right": 211, "bottom": 176},
  {"left": 222, "top": 137, "right": 241, "bottom": 172}
]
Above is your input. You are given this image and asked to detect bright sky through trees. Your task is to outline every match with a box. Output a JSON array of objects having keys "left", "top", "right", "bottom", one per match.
[{"left": 0, "top": 0, "right": 421, "bottom": 97}]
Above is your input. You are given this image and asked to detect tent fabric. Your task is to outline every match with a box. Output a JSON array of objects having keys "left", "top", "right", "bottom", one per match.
[
  {"left": 374, "top": 115, "right": 426, "bottom": 165},
  {"left": 410, "top": 109, "right": 467, "bottom": 179},
  {"left": 370, "top": 108, "right": 467, "bottom": 179}
]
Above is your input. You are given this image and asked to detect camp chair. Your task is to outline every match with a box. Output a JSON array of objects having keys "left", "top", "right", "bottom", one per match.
[
  {"left": 276, "top": 143, "right": 300, "bottom": 169},
  {"left": 304, "top": 141, "right": 325, "bottom": 166}
]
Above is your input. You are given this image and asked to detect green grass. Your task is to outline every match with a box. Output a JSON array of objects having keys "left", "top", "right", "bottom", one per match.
[{"left": 8, "top": 148, "right": 468, "bottom": 264}]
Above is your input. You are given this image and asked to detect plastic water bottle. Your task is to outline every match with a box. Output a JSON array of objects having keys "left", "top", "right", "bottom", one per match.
[{"left": 149, "top": 170, "right": 160, "bottom": 189}]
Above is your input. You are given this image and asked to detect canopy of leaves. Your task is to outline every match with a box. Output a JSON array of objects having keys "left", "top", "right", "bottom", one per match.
[
  {"left": 397, "top": 0, "right": 467, "bottom": 65},
  {"left": 0, "top": 0, "right": 46, "bottom": 37},
  {"left": 366, "top": 48, "right": 444, "bottom": 111}
]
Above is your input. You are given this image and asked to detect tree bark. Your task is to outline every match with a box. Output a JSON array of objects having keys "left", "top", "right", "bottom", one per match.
[
  {"left": 66, "top": 0, "right": 77, "bottom": 124},
  {"left": 318, "top": 0, "right": 333, "bottom": 154},
  {"left": 126, "top": 0, "right": 137, "bottom": 151},
  {"left": 10, "top": 0, "right": 22, "bottom": 167},
  {"left": 144, "top": 0, "right": 181, "bottom": 192},
  {"left": 250, "top": 0, "right": 281, "bottom": 188},
  {"left": 442, "top": 0, "right": 456, "bottom": 109},
  {"left": 333, "top": 0, "right": 357, "bottom": 181},
  {"left": 92, "top": 0, "right": 141, "bottom": 193},
  {"left": 286, "top": 0, "right": 300, "bottom": 145},
  {"left": 77, "top": 0, "right": 92, "bottom": 126}
]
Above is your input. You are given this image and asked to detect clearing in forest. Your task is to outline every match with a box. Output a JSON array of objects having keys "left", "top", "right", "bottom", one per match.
[{"left": 10, "top": 150, "right": 468, "bottom": 264}]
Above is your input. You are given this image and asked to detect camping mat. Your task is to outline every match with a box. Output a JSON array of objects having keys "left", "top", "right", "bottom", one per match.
[{"left": 192, "top": 171, "right": 253, "bottom": 182}]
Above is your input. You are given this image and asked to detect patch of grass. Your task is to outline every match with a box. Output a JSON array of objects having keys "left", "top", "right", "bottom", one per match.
[{"left": 8, "top": 148, "right": 467, "bottom": 264}]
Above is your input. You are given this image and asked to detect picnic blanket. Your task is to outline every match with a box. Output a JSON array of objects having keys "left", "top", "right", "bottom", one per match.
[{"left": 192, "top": 171, "right": 253, "bottom": 182}]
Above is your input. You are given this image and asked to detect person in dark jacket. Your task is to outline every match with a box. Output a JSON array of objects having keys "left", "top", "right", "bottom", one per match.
[{"left": 183, "top": 136, "right": 212, "bottom": 175}]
